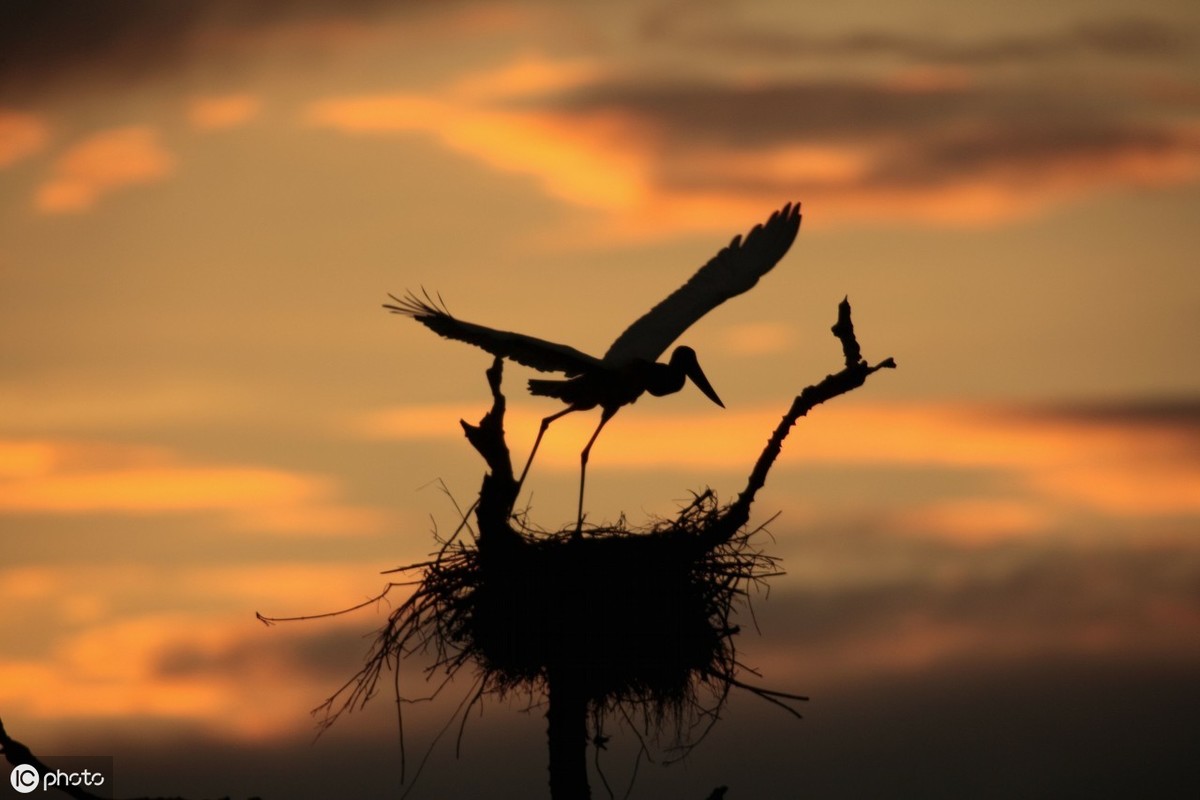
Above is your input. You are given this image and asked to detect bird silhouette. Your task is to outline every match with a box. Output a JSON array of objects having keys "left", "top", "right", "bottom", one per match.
[{"left": 386, "top": 201, "right": 802, "bottom": 533}]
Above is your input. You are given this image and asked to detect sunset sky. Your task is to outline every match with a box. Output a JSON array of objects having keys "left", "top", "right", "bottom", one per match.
[{"left": 2, "top": 1, "right": 1199, "bottom": 797}]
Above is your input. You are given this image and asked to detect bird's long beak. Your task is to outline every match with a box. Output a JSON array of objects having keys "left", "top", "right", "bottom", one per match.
[{"left": 685, "top": 359, "right": 725, "bottom": 409}]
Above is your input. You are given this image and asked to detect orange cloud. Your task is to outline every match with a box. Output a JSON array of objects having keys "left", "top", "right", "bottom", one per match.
[
  {"left": 448, "top": 53, "right": 603, "bottom": 100},
  {"left": 35, "top": 125, "right": 174, "bottom": 213},
  {"left": 307, "top": 91, "right": 650, "bottom": 211},
  {"left": 305, "top": 64, "right": 769, "bottom": 236},
  {"left": 0, "top": 440, "right": 59, "bottom": 478},
  {"left": 188, "top": 93, "right": 261, "bottom": 130},
  {"left": 895, "top": 498, "right": 1057, "bottom": 544},
  {"left": 356, "top": 400, "right": 1200, "bottom": 519},
  {"left": 0, "top": 562, "right": 411, "bottom": 634},
  {"left": 0, "top": 465, "right": 318, "bottom": 512},
  {"left": 0, "top": 558, "right": 421, "bottom": 740},
  {"left": 304, "top": 55, "right": 1200, "bottom": 235},
  {"left": 0, "top": 438, "right": 386, "bottom": 536},
  {"left": 0, "top": 110, "right": 48, "bottom": 167},
  {"left": 0, "top": 612, "right": 363, "bottom": 739},
  {"left": 1033, "top": 462, "right": 1200, "bottom": 516}
]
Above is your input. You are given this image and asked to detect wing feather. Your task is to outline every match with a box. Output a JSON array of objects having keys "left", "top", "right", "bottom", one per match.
[
  {"left": 385, "top": 291, "right": 601, "bottom": 376},
  {"left": 602, "top": 202, "right": 802, "bottom": 364}
]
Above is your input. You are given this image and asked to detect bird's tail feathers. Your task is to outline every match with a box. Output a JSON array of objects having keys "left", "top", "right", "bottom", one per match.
[{"left": 382, "top": 288, "right": 451, "bottom": 320}]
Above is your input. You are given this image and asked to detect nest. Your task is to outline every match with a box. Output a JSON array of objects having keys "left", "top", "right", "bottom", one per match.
[{"left": 318, "top": 490, "right": 783, "bottom": 744}]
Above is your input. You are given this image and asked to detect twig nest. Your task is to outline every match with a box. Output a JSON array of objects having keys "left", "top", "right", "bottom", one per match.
[
  {"left": 475, "top": 529, "right": 722, "bottom": 699},
  {"left": 420, "top": 492, "right": 778, "bottom": 715}
]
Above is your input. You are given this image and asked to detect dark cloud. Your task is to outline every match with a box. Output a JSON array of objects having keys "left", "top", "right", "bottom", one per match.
[
  {"left": 643, "top": 13, "right": 1194, "bottom": 64},
  {"left": 542, "top": 78, "right": 986, "bottom": 145},
  {"left": 0, "top": 1, "right": 208, "bottom": 100},
  {"left": 1073, "top": 15, "right": 1194, "bottom": 57},
  {"left": 1030, "top": 396, "right": 1200, "bottom": 429},
  {"left": 0, "top": 0, "right": 406, "bottom": 102},
  {"left": 153, "top": 624, "right": 378, "bottom": 682},
  {"left": 775, "top": 541, "right": 1200, "bottom": 651},
  {"left": 538, "top": 74, "right": 1176, "bottom": 148},
  {"left": 867, "top": 122, "right": 1196, "bottom": 188},
  {"left": 533, "top": 74, "right": 1200, "bottom": 198}
]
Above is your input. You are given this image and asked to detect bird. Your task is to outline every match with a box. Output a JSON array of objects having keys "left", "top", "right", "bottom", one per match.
[{"left": 385, "top": 201, "right": 802, "bottom": 534}]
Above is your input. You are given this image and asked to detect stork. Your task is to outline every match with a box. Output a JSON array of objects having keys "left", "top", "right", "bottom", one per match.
[{"left": 386, "top": 201, "right": 801, "bottom": 533}]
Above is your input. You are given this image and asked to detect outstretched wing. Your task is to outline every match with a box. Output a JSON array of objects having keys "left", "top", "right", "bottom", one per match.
[
  {"left": 602, "top": 202, "right": 802, "bottom": 364},
  {"left": 385, "top": 291, "right": 602, "bottom": 376}
]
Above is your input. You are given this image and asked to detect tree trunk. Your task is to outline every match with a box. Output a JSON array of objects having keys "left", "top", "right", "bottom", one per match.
[{"left": 546, "top": 665, "right": 590, "bottom": 800}]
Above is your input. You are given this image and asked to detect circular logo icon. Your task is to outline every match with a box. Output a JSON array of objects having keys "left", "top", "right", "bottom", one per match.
[{"left": 10, "top": 763, "right": 39, "bottom": 794}]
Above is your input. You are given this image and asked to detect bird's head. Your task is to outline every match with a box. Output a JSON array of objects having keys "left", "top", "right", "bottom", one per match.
[{"left": 669, "top": 346, "right": 725, "bottom": 408}]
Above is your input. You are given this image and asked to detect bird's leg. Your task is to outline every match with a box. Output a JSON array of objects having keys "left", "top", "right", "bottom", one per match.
[
  {"left": 574, "top": 408, "right": 615, "bottom": 539},
  {"left": 517, "top": 407, "right": 577, "bottom": 494}
]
